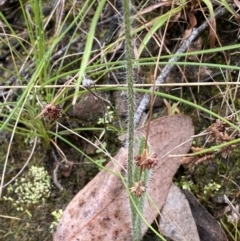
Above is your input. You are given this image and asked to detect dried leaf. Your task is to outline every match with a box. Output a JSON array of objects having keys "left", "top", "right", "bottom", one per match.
[
  {"left": 183, "top": 28, "right": 193, "bottom": 40},
  {"left": 183, "top": 190, "right": 228, "bottom": 241},
  {"left": 137, "top": 2, "right": 170, "bottom": 16},
  {"left": 60, "top": 161, "right": 74, "bottom": 178},
  {"left": 54, "top": 115, "right": 194, "bottom": 241},
  {"left": 209, "top": 18, "right": 216, "bottom": 49},
  {"left": 188, "top": 12, "right": 197, "bottom": 28},
  {"left": 159, "top": 184, "right": 200, "bottom": 241},
  {"left": 234, "top": 0, "right": 240, "bottom": 10}
]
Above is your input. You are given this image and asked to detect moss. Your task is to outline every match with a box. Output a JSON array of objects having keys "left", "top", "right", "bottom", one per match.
[{"left": 3, "top": 166, "right": 51, "bottom": 212}]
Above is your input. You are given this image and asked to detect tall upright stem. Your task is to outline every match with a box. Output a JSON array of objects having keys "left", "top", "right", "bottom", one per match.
[
  {"left": 122, "top": 1, "right": 142, "bottom": 240},
  {"left": 123, "top": 0, "right": 134, "bottom": 188}
]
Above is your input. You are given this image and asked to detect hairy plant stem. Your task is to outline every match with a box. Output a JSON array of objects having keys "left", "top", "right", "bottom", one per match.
[
  {"left": 122, "top": 0, "right": 134, "bottom": 187},
  {"left": 122, "top": 0, "right": 142, "bottom": 240}
]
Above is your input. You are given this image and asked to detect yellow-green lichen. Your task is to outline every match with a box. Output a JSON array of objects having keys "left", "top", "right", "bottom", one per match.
[{"left": 3, "top": 166, "right": 51, "bottom": 212}]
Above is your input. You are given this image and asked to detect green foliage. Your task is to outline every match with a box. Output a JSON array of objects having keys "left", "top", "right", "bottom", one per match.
[
  {"left": 1, "top": 0, "right": 240, "bottom": 240},
  {"left": 50, "top": 209, "right": 63, "bottom": 233},
  {"left": 3, "top": 166, "right": 51, "bottom": 212},
  {"left": 94, "top": 142, "right": 108, "bottom": 169},
  {"left": 97, "top": 106, "right": 115, "bottom": 124},
  {"left": 178, "top": 176, "right": 195, "bottom": 191},
  {"left": 131, "top": 140, "right": 148, "bottom": 240},
  {"left": 203, "top": 180, "right": 221, "bottom": 197}
]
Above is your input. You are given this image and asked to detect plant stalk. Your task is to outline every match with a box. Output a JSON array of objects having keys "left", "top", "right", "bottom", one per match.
[{"left": 122, "top": 0, "right": 142, "bottom": 240}]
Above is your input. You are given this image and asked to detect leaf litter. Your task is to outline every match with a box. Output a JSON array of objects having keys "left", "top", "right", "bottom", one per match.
[
  {"left": 54, "top": 114, "right": 194, "bottom": 241},
  {"left": 159, "top": 183, "right": 200, "bottom": 241}
]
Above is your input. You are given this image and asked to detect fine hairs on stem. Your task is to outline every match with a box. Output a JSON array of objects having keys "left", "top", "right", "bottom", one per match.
[
  {"left": 122, "top": 0, "right": 135, "bottom": 188},
  {"left": 122, "top": 1, "right": 151, "bottom": 241},
  {"left": 123, "top": 1, "right": 165, "bottom": 240},
  {"left": 122, "top": 0, "right": 139, "bottom": 240}
]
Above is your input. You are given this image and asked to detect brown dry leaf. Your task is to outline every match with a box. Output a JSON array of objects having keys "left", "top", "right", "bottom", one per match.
[
  {"left": 183, "top": 28, "right": 193, "bottom": 41},
  {"left": 159, "top": 184, "right": 200, "bottom": 241},
  {"left": 209, "top": 18, "right": 216, "bottom": 48},
  {"left": 187, "top": 12, "right": 197, "bottom": 28},
  {"left": 136, "top": 2, "right": 170, "bottom": 16},
  {"left": 54, "top": 115, "right": 194, "bottom": 241},
  {"left": 60, "top": 161, "right": 74, "bottom": 178},
  {"left": 183, "top": 190, "right": 228, "bottom": 241},
  {"left": 234, "top": 0, "right": 240, "bottom": 10}
]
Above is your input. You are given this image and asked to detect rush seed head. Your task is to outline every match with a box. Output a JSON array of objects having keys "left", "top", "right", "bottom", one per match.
[
  {"left": 130, "top": 181, "right": 147, "bottom": 197},
  {"left": 42, "top": 104, "right": 62, "bottom": 121},
  {"left": 134, "top": 150, "right": 158, "bottom": 170}
]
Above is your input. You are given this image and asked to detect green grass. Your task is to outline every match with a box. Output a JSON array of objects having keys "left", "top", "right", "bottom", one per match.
[{"left": 0, "top": 0, "right": 240, "bottom": 240}]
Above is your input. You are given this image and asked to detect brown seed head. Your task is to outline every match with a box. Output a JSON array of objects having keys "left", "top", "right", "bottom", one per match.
[
  {"left": 130, "top": 181, "right": 146, "bottom": 197},
  {"left": 43, "top": 104, "right": 62, "bottom": 121},
  {"left": 134, "top": 151, "right": 158, "bottom": 170}
]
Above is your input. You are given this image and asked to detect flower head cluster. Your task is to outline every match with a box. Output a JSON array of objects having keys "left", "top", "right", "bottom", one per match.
[
  {"left": 43, "top": 104, "right": 62, "bottom": 121},
  {"left": 3, "top": 166, "right": 51, "bottom": 211},
  {"left": 130, "top": 181, "right": 147, "bottom": 197},
  {"left": 130, "top": 147, "right": 158, "bottom": 197},
  {"left": 134, "top": 150, "right": 158, "bottom": 170}
]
